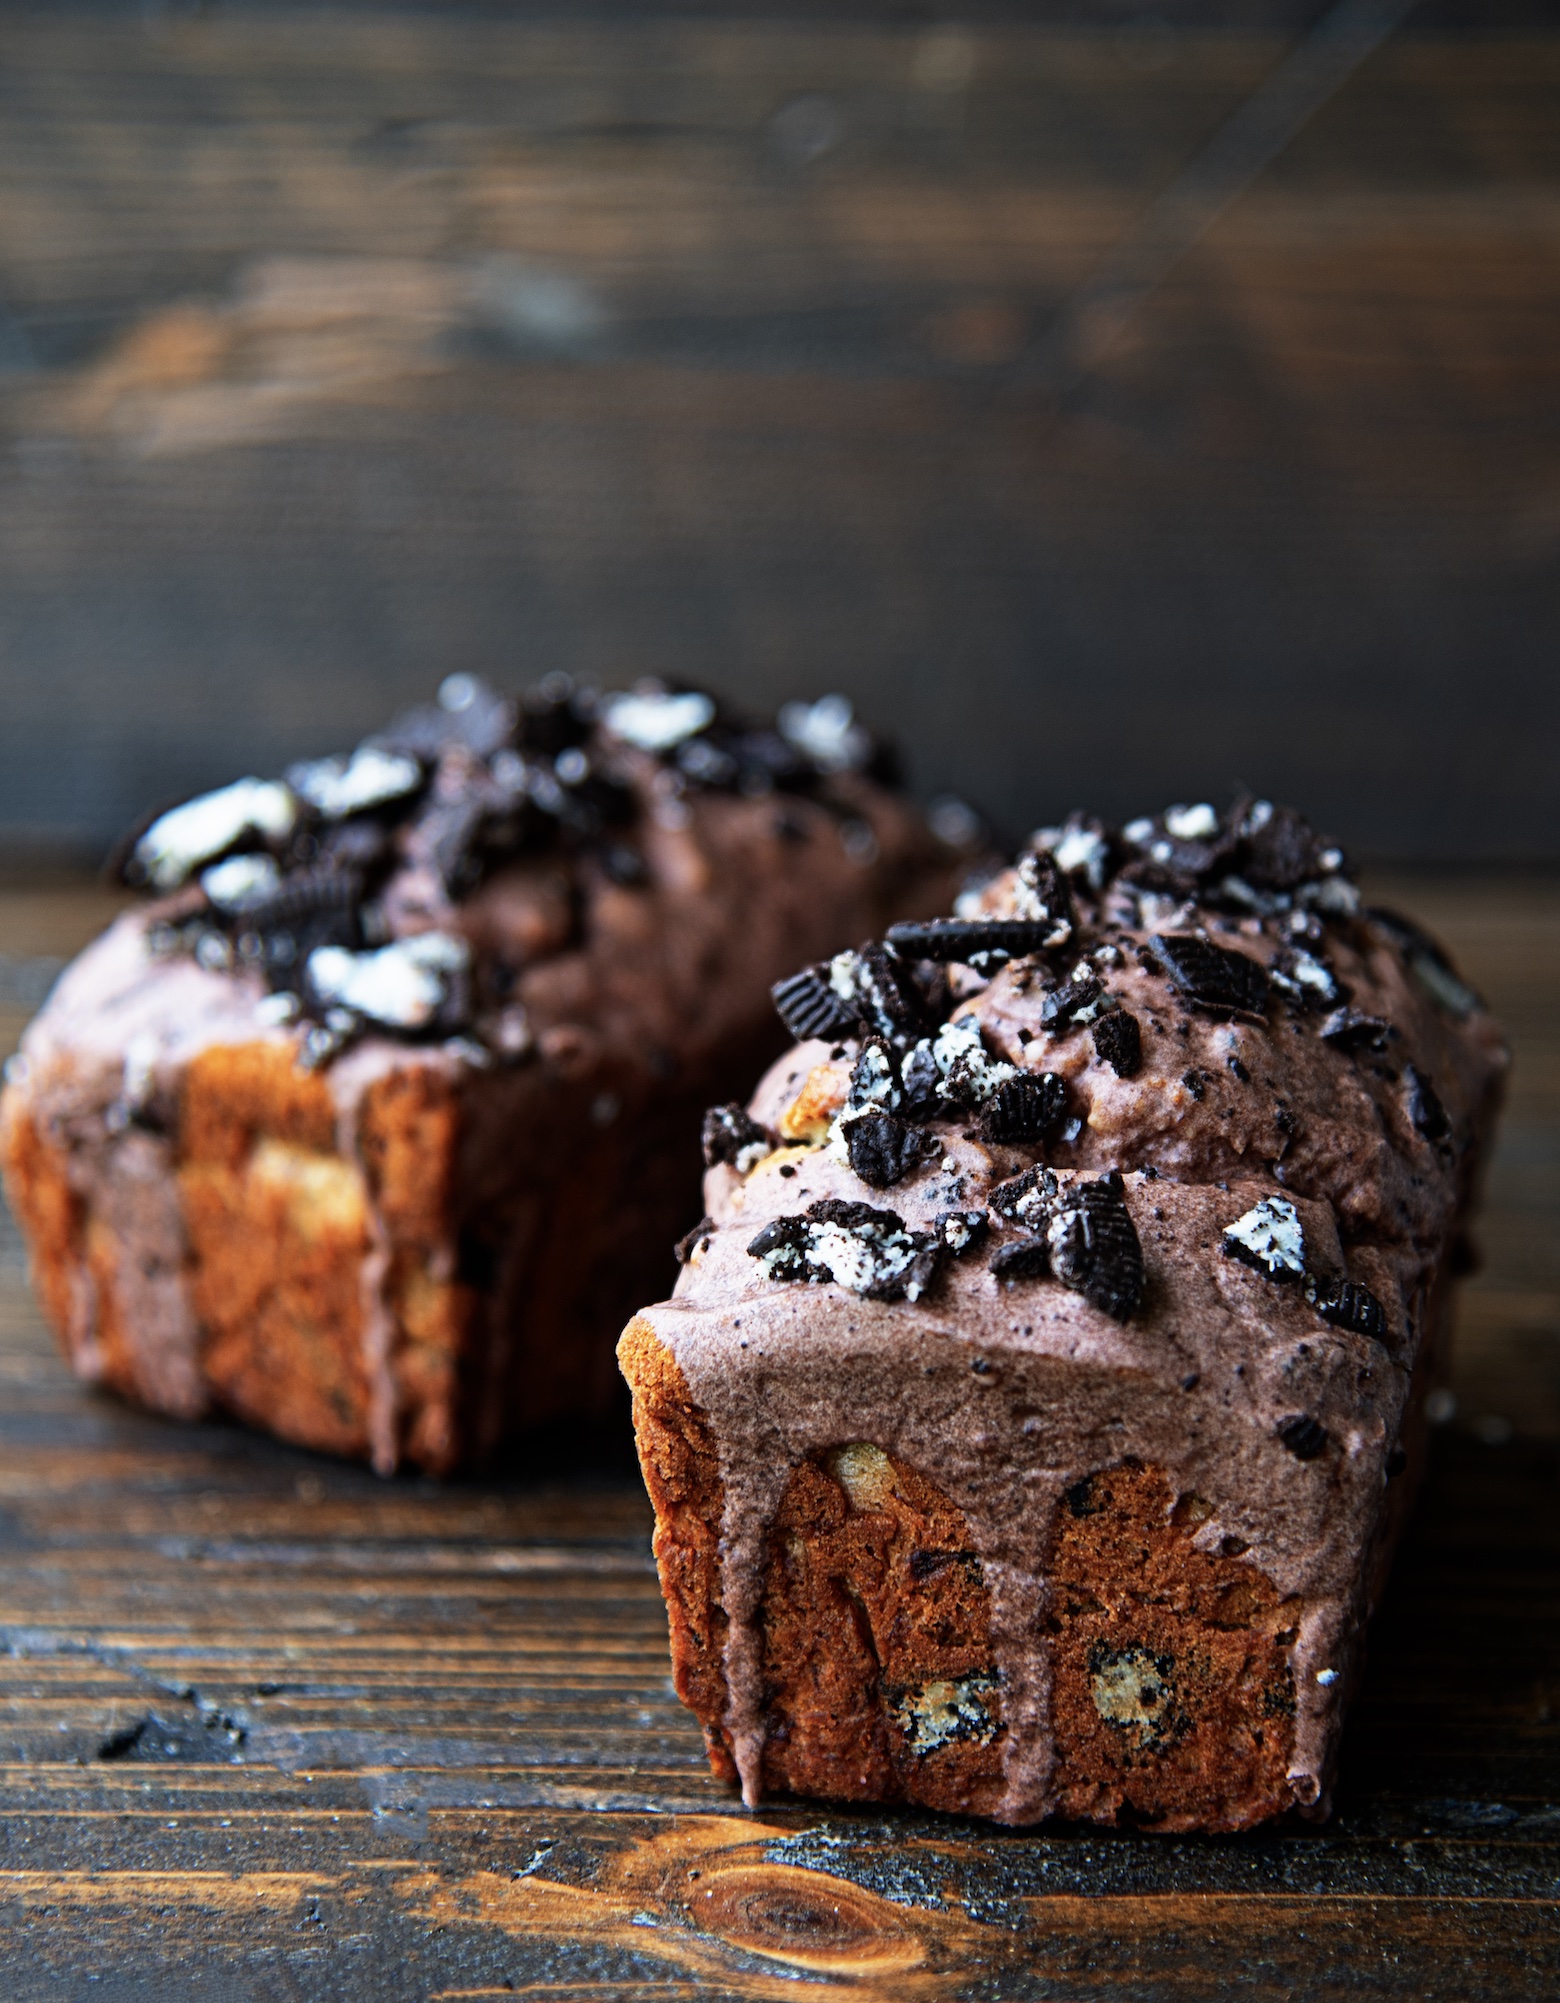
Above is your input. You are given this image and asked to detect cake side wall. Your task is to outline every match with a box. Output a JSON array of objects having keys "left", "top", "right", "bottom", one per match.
[
  {"left": 1, "top": 1093, "right": 101, "bottom": 1388},
  {"left": 618, "top": 1317, "right": 736, "bottom": 1783}
]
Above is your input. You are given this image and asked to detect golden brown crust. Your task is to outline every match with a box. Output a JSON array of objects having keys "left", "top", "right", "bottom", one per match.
[
  {"left": 618, "top": 1317, "right": 734, "bottom": 1780},
  {"left": 0, "top": 1101, "right": 86, "bottom": 1375},
  {"left": 181, "top": 1040, "right": 336, "bottom": 1167},
  {"left": 179, "top": 1056, "right": 375, "bottom": 1459}
]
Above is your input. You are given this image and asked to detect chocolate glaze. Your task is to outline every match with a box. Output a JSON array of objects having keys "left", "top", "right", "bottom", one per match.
[{"left": 637, "top": 825, "right": 1506, "bottom": 1823}]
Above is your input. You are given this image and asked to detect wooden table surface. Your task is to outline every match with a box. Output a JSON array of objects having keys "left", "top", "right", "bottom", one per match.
[{"left": 0, "top": 874, "right": 1555, "bottom": 2000}]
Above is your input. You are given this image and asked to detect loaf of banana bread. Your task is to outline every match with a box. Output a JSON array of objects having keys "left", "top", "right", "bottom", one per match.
[
  {"left": 621, "top": 802, "right": 1507, "bottom": 1830},
  {"left": 2, "top": 678, "right": 974, "bottom": 1472}
]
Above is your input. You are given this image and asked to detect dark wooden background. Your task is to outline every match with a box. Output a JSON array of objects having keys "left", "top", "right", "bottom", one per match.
[
  {"left": 0, "top": 2, "right": 1557, "bottom": 861},
  {"left": 0, "top": 867, "right": 1555, "bottom": 1998}
]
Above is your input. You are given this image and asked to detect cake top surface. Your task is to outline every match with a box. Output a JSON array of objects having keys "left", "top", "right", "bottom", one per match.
[
  {"left": 672, "top": 795, "right": 1508, "bottom": 1345},
  {"left": 86, "top": 676, "right": 972, "bottom": 1074}
]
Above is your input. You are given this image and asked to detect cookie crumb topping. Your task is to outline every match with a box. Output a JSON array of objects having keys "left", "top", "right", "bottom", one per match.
[
  {"left": 1223, "top": 1197, "right": 1306, "bottom": 1281},
  {"left": 739, "top": 793, "right": 1482, "bottom": 1348},
  {"left": 113, "top": 677, "right": 925, "bottom": 1068}
]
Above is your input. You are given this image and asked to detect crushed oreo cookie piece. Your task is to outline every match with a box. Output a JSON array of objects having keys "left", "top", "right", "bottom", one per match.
[
  {"left": 1042, "top": 1172, "right": 1145, "bottom": 1321},
  {"left": 748, "top": 1198, "right": 942, "bottom": 1302},
  {"left": 1031, "top": 814, "right": 1114, "bottom": 890},
  {"left": 846, "top": 1110, "right": 937, "bottom": 1189},
  {"left": 675, "top": 1215, "right": 717, "bottom": 1264},
  {"left": 979, "top": 1070, "right": 1067, "bottom": 1146},
  {"left": 989, "top": 1235, "right": 1051, "bottom": 1282},
  {"left": 1305, "top": 1273, "right": 1388, "bottom": 1340},
  {"left": 287, "top": 745, "right": 423, "bottom": 821},
  {"left": 1007, "top": 850, "right": 1075, "bottom": 946},
  {"left": 1149, "top": 935, "right": 1270, "bottom": 1017},
  {"left": 201, "top": 852, "right": 285, "bottom": 916},
  {"left": 777, "top": 694, "right": 874, "bottom": 776},
  {"left": 841, "top": 943, "right": 934, "bottom": 1045},
  {"left": 1404, "top": 1063, "right": 1452, "bottom": 1146},
  {"left": 1270, "top": 944, "right": 1342, "bottom": 1010},
  {"left": 988, "top": 1170, "right": 1142, "bottom": 1319},
  {"left": 1223, "top": 1196, "right": 1306, "bottom": 1281},
  {"left": 771, "top": 965, "right": 861, "bottom": 1043},
  {"left": 1276, "top": 1414, "right": 1330, "bottom": 1461},
  {"left": 935, "top": 1208, "right": 989, "bottom": 1256},
  {"left": 922, "top": 1017, "right": 1022, "bottom": 1115},
  {"left": 1092, "top": 1009, "right": 1142, "bottom": 1077},
  {"left": 305, "top": 932, "right": 468, "bottom": 1033},
  {"left": 1040, "top": 975, "right": 1104, "bottom": 1031},
  {"left": 1238, "top": 800, "right": 1337, "bottom": 893},
  {"left": 701, "top": 1104, "right": 774, "bottom": 1174},
  {"left": 1181, "top": 1068, "right": 1208, "bottom": 1102},
  {"left": 987, "top": 1162, "right": 1057, "bottom": 1229},
  {"left": 845, "top": 1036, "right": 902, "bottom": 1117},
  {"left": 127, "top": 777, "right": 298, "bottom": 891},
  {"left": 885, "top": 918, "right": 1062, "bottom": 965},
  {"left": 1120, "top": 804, "right": 1240, "bottom": 896},
  {"left": 1320, "top": 1008, "right": 1397, "bottom": 1052},
  {"left": 602, "top": 687, "right": 716, "bottom": 754},
  {"left": 1368, "top": 908, "right": 1482, "bottom": 1018}
]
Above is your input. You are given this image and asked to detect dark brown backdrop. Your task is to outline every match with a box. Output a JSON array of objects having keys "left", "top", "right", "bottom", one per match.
[{"left": 0, "top": 2, "right": 1555, "bottom": 862}]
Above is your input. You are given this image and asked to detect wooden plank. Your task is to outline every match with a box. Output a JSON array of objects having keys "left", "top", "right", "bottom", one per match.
[{"left": 0, "top": 873, "right": 1556, "bottom": 1995}]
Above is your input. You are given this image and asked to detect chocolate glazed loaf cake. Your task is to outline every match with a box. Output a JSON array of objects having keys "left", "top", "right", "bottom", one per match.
[
  {"left": 621, "top": 803, "right": 1507, "bottom": 1831},
  {"left": 1, "top": 679, "right": 975, "bottom": 1473}
]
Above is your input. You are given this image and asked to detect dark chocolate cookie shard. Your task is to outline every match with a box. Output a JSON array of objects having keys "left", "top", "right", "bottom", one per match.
[
  {"left": 232, "top": 863, "right": 364, "bottom": 939},
  {"left": 987, "top": 1162, "right": 1056, "bottom": 1225},
  {"left": 746, "top": 1213, "right": 811, "bottom": 1268},
  {"left": 845, "top": 1111, "right": 936, "bottom": 1189},
  {"left": 1239, "top": 801, "right": 1335, "bottom": 892},
  {"left": 771, "top": 967, "right": 859, "bottom": 1043},
  {"left": 1404, "top": 1063, "right": 1452, "bottom": 1146},
  {"left": 1045, "top": 1172, "right": 1145, "bottom": 1322},
  {"left": 1091, "top": 1009, "right": 1142, "bottom": 1078},
  {"left": 702, "top": 1103, "right": 774, "bottom": 1171},
  {"left": 980, "top": 1071, "right": 1068, "bottom": 1146},
  {"left": 885, "top": 918, "right": 1060, "bottom": 964},
  {"left": 1320, "top": 1007, "right": 1397, "bottom": 1052},
  {"left": 1149, "top": 935, "right": 1270, "bottom": 1017},
  {"left": 1276, "top": 1414, "right": 1329, "bottom": 1461},
  {"left": 1368, "top": 907, "right": 1482, "bottom": 1018},
  {"left": 935, "top": 1208, "right": 989, "bottom": 1256},
  {"left": 989, "top": 1235, "right": 1051, "bottom": 1281},
  {"left": 674, "top": 1215, "right": 717, "bottom": 1264},
  {"left": 989, "top": 1172, "right": 1144, "bottom": 1321},
  {"left": 1305, "top": 1274, "right": 1387, "bottom": 1341},
  {"left": 847, "top": 942, "right": 936, "bottom": 1045},
  {"left": 775, "top": 943, "right": 933, "bottom": 1049},
  {"left": 1040, "top": 976, "right": 1101, "bottom": 1030}
]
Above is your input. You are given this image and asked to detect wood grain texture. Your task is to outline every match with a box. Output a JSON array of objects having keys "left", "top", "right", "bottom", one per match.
[
  {"left": 0, "top": 871, "right": 1554, "bottom": 1997},
  {"left": 0, "top": 17, "right": 1554, "bottom": 861}
]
